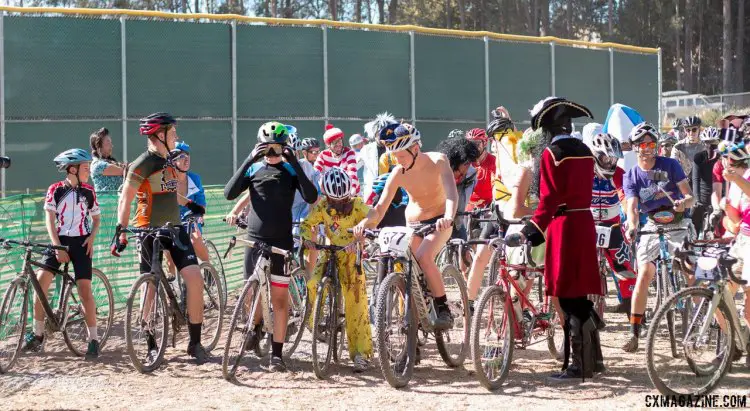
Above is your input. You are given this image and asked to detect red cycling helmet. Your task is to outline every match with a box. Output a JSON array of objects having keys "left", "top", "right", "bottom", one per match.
[
  {"left": 139, "top": 112, "right": 177, "bottom": 136},
  {"left": 465, "top": 128, "right": 488, "bottom": 142}
]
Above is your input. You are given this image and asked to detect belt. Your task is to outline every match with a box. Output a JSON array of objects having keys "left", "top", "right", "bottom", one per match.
[{"left": 554, "top": 205, "right": 591, "bottom": 217}]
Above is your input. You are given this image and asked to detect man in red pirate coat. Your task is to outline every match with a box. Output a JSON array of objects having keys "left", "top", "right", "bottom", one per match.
[{"left": 505, "top": 97, "right": 604, "bottom": 382}]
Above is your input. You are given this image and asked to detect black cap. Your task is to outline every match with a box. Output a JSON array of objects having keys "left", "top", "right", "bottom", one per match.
[{"left": 529, "top": 97, "right": 593, "bottom": 131}]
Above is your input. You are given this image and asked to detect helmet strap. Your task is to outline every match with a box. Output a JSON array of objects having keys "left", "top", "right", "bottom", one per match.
[{"left": 402, "top": 147, "right": 418, "bottom": 174}]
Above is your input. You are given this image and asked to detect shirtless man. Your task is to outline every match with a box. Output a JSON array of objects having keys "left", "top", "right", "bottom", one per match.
[{"left": 354, "top": 123, "right": 459, "bottom": 329}]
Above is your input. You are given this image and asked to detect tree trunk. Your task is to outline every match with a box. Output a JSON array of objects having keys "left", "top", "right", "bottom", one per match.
[
  {"left": 566, "top": 3, "right": 572, "bottom": 38},
  {"left": 539, "top": 0, "right": 549, "bottom": 36},
  {"left": 456, "top": 0, "right": 466, "bottom": 29},
  {"left": 723, "top": 0, "right": 733, "bottom": 93},
  {"left": 355, "top": 0, "right": 362, "bottom": 22},
  {"left": 388, "top": 0, "right": 398, "bottom": 23},
  {"left": 674, "top": 0, "right": 682, "bottom": 90},
  {"left": 532, "top": 0, "right": 539, "bottom": 35},
  {"left": 480, "top": 0, "right": 486, "bottom": 30},
  {"left": 366, "top": 0, "right": 372, "bottom": 23},
  {"left": 696, "top": 0, "right": 703, "bottom": 93},
  {"left": 376, "top": 0, "right": 385, "bottom": 23},
  {"left": 608, "top": 0, "right": 613, "bottom": 37},
  {"left": 446, "top": 0, "right": 451, "bottom": 28},
  {"left": 683, "top": 0, "right": 693, "bottom": 92},
  {"left": 736, "top": 0, "right": 745, "bottom": 91}
]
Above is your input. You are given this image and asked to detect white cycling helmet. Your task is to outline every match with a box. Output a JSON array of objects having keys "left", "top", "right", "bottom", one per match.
[
  {"left": 257, "top": 121, "right": 289, "bottom": 144},
  {"left": 720, "top": 142, "right": 750, "bottom": 162},
  {"left": 349, "top": 133, "right": 365, "bottom": 147},
  {"left": 588, "top": 133, "right": 622, "bottom": 178},
  {"left": 286, "top": 125, "right": 299, "bottom": 150},
  {"left": 700, "top": 127, "right": 721, "bottom": 143},
  {"left": 629, "top": 122, "right": 659, "bottom": 144},
  {"left": 322, "top": 167, "right": 351, "bottom": 200},
  {"left": 381, "top": 123, "right": 421, "bottom": 152}
]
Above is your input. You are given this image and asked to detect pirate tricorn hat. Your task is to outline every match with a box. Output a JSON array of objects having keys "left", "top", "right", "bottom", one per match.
[{"left": 529, "top": 97, "right": 594, "bottom": 131}]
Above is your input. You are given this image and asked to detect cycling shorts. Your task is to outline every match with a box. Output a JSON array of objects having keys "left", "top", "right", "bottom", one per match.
[
  {"left": 40, "top": 235, "right": 93, "bottom": 281},
  {"left": 636, "top": 219, "right": 692, "bottom": 265},
  {"left": 729, "top": 234, "right": 750, "bottom": 282},
  {"left": 243, "top": 237, "right": 289, "bottom": 287},
  {"left": 137, "top": 226, "right": 198, "bottom": 274}
]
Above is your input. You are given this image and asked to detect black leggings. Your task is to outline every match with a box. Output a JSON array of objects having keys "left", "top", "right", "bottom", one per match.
[{"left": 558, "top": 297, "right": 593, "bottom": 321}]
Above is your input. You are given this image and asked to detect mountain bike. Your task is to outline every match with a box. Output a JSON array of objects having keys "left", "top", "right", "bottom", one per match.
[
  {"left": 120, "top": 224, "right": 224, "bottom": 373},
  {"left": 638, "top": 226, "right": 690, "bottom": 322},
  {"left": 435, "top": 207, "right": 490, "bottom": 272},
  {"left": 374, "top": 223, "right": 470, "bottom": 388},
  {"left": 184, "top": 215, "right": 228, "bottom": 310},
  {"left": 645, "top": 241, "right": 748, "bottom": 396},
  {"left": 0, "top": 238, "right": 114, "bottom": 373}
]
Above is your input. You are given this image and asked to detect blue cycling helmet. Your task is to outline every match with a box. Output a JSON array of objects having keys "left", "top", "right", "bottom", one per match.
[
  {"left": 174, "top": 141, "right": 190, "bottom": 154},
  {"left": 370, "top": 173, "right": 409, "bottom": 207},
  {"left": 54, "top": 148, "right": 92, "bottom": 172}
]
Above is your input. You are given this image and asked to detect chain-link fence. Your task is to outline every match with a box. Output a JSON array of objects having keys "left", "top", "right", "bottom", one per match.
[
  {"left": 0, "top": 186, "right": 244, "bottom": 308},
  {"left": 0, "top": 8, "right": 660, "bottom": 196}
]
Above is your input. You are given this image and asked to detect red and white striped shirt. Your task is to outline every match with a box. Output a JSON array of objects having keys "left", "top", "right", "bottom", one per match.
[{"left": 313, "top": 147, "right": 360, "bottom": 195}]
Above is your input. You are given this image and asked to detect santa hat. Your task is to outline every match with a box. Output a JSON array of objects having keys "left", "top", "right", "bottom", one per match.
[{"left": 323, "top": 124, "right": 344, "bottom": 145}]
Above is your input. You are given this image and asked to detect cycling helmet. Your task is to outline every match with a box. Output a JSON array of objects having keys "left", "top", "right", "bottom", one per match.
[
  {"left": 299, "top": 138, "right": 320, "bottom": 151},
  {"left": 139, "top": 112, "right": 176, "bottom": 135},
  {"left": 257, "top": 121, "right": 289, "bottom": 145},
  {"left": 286, "top": 125, "right": 299, "bottom": 150},
  {"left": 380, "top": 123, "right": 421, "bottom": 152},
  {"left": 658, "top": 133, "right": 678, "bottom": 146},
  {"left": 719, "top": 141, "right": 750, "bottom": 162},
  {"left": 448, "top": 129, "right": 464, "bottom": 139},
  {"left": 322, "top": 167, "right": 351, "bottom": 200},
  {"left": 587, "top": 133, "right": 622, "bottom": 178},
  {"left": 174, "top": 141, "right": 190, "bottom": 154},
  {"left": 700, "top": 127, "right": 721, "bottom": 143},
  {"left": 670, "top": 118, "right": 684, "bottom": 131},
  {"left": 684, "top": 115, "right": 702, "bottom": 128},
  {"left": 465, "top": 128, "right": 488, "bottom": 142},
  {"left": 369, "top": 172, "right": 409, "bottom": 207},
  {"left": 486, "top": 117, "right": 514, "bottom": 138},
  {"left": 349, "top": 134, "right": 365, "bottom": 147},
  {"left": 629, "top": 122, "right": 660, "bottom": 144},
  {"left": 54, "top": 148, "right": 92, "bottom": 172}
]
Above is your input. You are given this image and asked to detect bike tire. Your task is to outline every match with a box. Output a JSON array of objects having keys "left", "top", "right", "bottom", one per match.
[
  {"left": 487, "top": 248, "right": 501, "bottom": 288},
  {"left": 470, "top": 285, "right": 514, "bottom": 391},
  {"left": 311, "top": 277, "right": 336, "bottom": 379},
  {"left": 0, "top": 278, "right": 29, "bottom": 373},
  {"left": 284, "top": 267, "right": 309, "bottom": 359},
  {"left": 124, "top": 274, "right": 170, "bottom": 373},
  {"left": 222, "top": 279, "right": 258, "bottom": 381},
  {"left": 435, "top": 264, "right": 470, "bottom": 367},
  {"left": 645, "top": 286, "right": 735, "bottom": 396},
  {"left": 375, "top": 272, "right": 417, "bottom": 388},
  {"left": 205, "top": 240, "right": 228, "bottom": 310},
  {"left": 199, "top": 262, "right": 225, "bottom": 352},
  {"left": 62, "top": 268, "right": 115, "bottom": 356}
]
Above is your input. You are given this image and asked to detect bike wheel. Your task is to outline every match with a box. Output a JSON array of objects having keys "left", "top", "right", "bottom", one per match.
[
  {"left": 645, "top": 286, "right": 735, "bottom": 396},
  {"left": 0, "top": 279, "right": 28, "bottom": 373},
  {"left": 470, "top": 285, "right": 514, "bottom": 390},
  {"left": 205, "top": 240, "right": 228, "bottom": 310},
  {"left": 487, "top": 248, "right": 502, "bottom": 288},
  {"left": 199, "top": 262, "right": 225, "bottom": 351},
  {"left": 311, "top": 277, "right": 337, "bottom": 379},
  {"left": 222, "top": 279, "right": 258, "bottom": 381},
  {"left": 435, "top": 264, "right": 470, "bottom": 367},
  {"left": 124, "top": 274, "right": 169, "bottom": 373},
  {"left": 62, "top": 269, "right": 115, "bottom": 356},
  {"left": 375, "top": 272, "right": 417, "bottom": 388},
  {"left": 435, "top": 244, "right": 455, "bottom": 271},
  {"left": 284, "top": 267, "right": 309, "bottom": 358}
]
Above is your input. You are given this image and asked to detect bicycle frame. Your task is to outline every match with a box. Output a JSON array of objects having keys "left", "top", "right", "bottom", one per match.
[
  {"left": 20, "top": 247, "right": 76, "bottom": 332},
  {"left": 692, "top": 280, "right": 750, "bottom": 354}
]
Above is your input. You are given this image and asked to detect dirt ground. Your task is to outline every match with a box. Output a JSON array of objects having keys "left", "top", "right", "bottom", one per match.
[{"left": 2, "top": 291, "right": 749, "bottom": 411}]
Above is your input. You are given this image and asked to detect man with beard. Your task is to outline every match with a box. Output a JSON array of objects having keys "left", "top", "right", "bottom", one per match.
[{"left": 505, "top": 97, "right": 603, "bottom": 383}]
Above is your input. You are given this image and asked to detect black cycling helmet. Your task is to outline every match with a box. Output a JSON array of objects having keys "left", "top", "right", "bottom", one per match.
[
  {"left": 683, "top": 115, "right": 702, "bottom": 128},
  {"left": 139, "top": 112, "right": 177, "bottom": 136},
  {"left": 300, "top": 137, "right": 321, "bottom": 151},
  {"left": 486, "top": 117, "right": 514, "bottom": 139}
]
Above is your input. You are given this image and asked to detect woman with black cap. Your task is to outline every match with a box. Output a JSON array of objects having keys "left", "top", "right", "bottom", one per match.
[{"left": 505, "top": 97, "right": 604, "bottom": 383}]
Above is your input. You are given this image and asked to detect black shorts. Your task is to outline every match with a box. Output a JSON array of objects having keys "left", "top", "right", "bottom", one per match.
[
  {"left": 137, "top": 226, "right": 198, "bottom": 274},
  {"left": 243, "top": 237, "right": 289, "bottom": 287},
  {"left": 40, "top": 235, "right": 93, "bottom": 281}
]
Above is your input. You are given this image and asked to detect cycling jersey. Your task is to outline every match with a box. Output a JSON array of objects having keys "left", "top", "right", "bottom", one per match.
[
  {"left": 124, "top": 151, "right": 181, "bottom": 228},
  {"left": 693, "top": 151, "right": 719, "bottom": 206},
  {"left": 591, "top": 167, "right": 625, "bottom": 223},
  {"left": 469, "top": 153, "right": 496, "bottom": 209},
  {"left": 44, "top": 181, "right": 100, "bottom": 237},
  {"left": 179, "top": 171, "right": 206, "bottom": 221}
]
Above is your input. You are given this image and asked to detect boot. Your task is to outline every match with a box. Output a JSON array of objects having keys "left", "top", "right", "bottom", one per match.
[
  {"left": 588, "top": 309, "right": 605, "bottom": 373},
  {"left": 547, "top": 315, "right": 596, "bottom": 384}
]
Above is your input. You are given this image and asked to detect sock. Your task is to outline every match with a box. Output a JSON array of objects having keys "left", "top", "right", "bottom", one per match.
[
  {"left": 88, "top": 326, "right": 98, "bottom": 342},
  {"left": 630, "top": 313, "right": 643, "bottom": 337},
  {"left": 468, "top": 300, "right": 475, "bottom": 313},
  {"left": 188, "top": 322, "right": 202, "bottom": 347},
  {"left": 434, "top": 294, "right": 448, "bottom": 310},
  {"left": 34, "top": 320, "right": 45, "bottom": 337},
  {"left": 272, "top": 341, "right": 283, "bottom": 358}
]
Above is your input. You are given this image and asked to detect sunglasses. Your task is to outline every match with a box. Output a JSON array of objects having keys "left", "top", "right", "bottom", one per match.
[
  {"left": 307, "top": 150, "right": 320, "bottom": 155},
  {"left": 636, "top": 142, "right": 657, "bottom": 150}
]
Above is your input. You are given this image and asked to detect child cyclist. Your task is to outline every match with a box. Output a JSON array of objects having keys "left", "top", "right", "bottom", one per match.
[
  {"left": 24, "top": 149, "right": 102, "bottom": 359},
  {"left": 300, "top": 167, "right": 373, "bottom": 373}
]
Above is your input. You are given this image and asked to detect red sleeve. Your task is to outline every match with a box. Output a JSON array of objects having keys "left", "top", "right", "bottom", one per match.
[
  {"left": 313, "top": 151, "right": 325, "bottom": 173},
  {"left": 613, "top": 166, "right": 626, "bottom": 203},
  {"left": 712, "top": 161, "right": 724, "bottom": 183},
  {"left": 345, "top": 150, "right": 360, "bottom": 194},
  {"left": 524, "top": 148, "right": 560, "bottom": 243}
]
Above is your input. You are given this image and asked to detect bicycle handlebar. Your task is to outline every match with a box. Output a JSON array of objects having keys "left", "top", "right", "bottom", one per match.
[
  {"left": 637, "top": 227, "right": 689, "bottom": 235},
  {"left": 673, "top": 246, "right": 747, "bottom": 286},
  {"left": 233, "top": 238, "right": 291, "bottom": 258},
  {"left": 0, "top": 238, "right": 69, "bottom": 252},
  {"left": 455, "top": 206, "right": 491, "bottom": 217}
]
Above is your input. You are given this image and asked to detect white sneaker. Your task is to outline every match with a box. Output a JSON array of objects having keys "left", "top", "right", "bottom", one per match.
[{"left": 352, "top": 355, "right": 369, "bottom": 373}]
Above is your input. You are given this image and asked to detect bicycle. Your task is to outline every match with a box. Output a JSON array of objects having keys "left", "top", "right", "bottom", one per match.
[
  {"left": 637, "top": 226, "right": 690, "bottom": 322},
  {"left": 374, "top": 223, "right": 470, "bottom": 388},
  {"left": 307, "top": 238, "right": 362, "bottom": 379},
  {"left": 120, "top": 224, "right": 225, "bottom": 373},
  {"left": 221, "top": 234, "right": 308, "bottom": 381},
  {"left": 469, "top": 218, "right": 563, "bottom": 391},
  {"left": 645, "top": 241, "right": 748, "bottom": 396},
  {"left": 435, "top": 207, "right": 490, "bottom": 272},
  {"left": 590, "top": 223, "right": 618, "bottom": 320},
  {"left": 0, "top": 238, "right": 114, "bottom": 373},
  {"left": 184, "top": 215, "right": 228, "bottom": 310}
]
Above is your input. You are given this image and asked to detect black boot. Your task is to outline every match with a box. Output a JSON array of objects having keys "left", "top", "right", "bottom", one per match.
[
  {"left": 589, "top": 309, "right": 606, "bottom": 373},
  {"left": 547, "top": 315, "right": 596, "bottom": 384}
]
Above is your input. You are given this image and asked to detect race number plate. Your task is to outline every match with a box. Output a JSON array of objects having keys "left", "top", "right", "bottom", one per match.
[
  {"left": 595, "top": 225, "right": 612, "bottom": 248},
  {"left": 378, "top": 226, "right": 415, "bottom": 257},
  {"left": 695, "top": 256, "right": 719, "bottom": 282}
]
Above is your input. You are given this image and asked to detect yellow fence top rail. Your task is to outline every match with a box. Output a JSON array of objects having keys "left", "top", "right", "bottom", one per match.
[{"left": 0, "top": 6, "right": 658, "bottom": 54}]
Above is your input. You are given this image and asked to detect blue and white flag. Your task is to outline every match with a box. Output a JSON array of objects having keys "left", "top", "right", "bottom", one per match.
[{"left": 602, "top": 104, "right": 644, "bottom": 171}]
